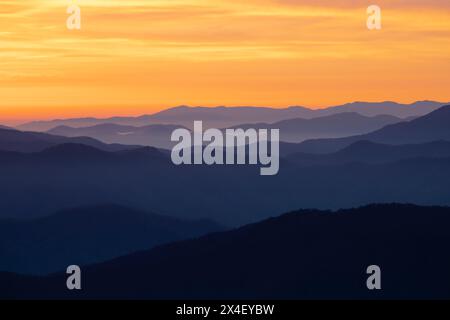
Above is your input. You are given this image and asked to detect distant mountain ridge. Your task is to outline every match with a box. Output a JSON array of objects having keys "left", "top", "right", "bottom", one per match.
[
  {"left": 0, "top": 127, "right": 143, "bottom": 153},
  {"left": 16, "top": 101, "right": 446, "bottom": 132},
  {"left": 1, "top": 106, "right": 450, "bottom": 225},
  {"left": 2, "top": 204, "right": 450, "bottom": 299},
  {"left": 318, "top": 100, "right": 443, "bottom": 117},
  {"left": 293, "top": 104, "right": 450, "bottom": 154},
  {"left": 231, "top": 112, "right": 403, "bottom": 143},
  {"left": 47, "top": 123, "right": 186, "bottom": 149},
  {"left": 44, "top": 112, "right": 405, "bottom": 147}
]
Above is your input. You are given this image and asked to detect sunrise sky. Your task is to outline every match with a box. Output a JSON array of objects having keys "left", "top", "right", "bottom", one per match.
[{"left": 0, "top": 0, "right": 449, "bottom": 124}]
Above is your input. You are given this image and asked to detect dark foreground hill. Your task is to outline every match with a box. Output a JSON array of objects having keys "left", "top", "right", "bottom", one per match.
[
  {"left": 0, "top": 205, "right": 222, "bottom": 275},
  {"left": 1, "top": 204, "right": 450, "bottom": 299}
]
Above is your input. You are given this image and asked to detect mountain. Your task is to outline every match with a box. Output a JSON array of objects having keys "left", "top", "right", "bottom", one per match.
[
  {"left": 2, "top": 204, "right": 450, "bottom": 299},
  {"left": 0, "top": 127, "right": 142, "bottom": 153},
  {"left": 0, "top": 143, "right": 168, "bottom": 166},
  {"left": 286, "top": 140, "right": 450, "bottom": 166},
  {"left": 145, "top": 105, "right": 315, "bottom": 129},
  {"left": 44, "top": 113, "right": 403, "bottom": 147},
  {"left": 47, "top": 123, "right": 184, "bottom": 149},
  {"left": 293, "top": 105, "right": 450, "bottom": 154},
  {"left": 1, "top": 142, "right": 450, "bottom": 226},
  {"left": 16, "top": 101, "right": 446, "bottom": 132},
  {"left": 17, "top": 106, "right": 314, "bottom": 131},
  {"left": 318, "top": 100, "right": 443, "bottom": 118},
  {"left": 0, "top": 205, "right": 223, "bottom": 275},
  {"left": 232, "top": 113, "right": 403, "bottom": 143}
]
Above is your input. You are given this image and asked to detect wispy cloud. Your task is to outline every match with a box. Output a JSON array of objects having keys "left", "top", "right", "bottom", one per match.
[{"left": 0, "top": 0, "right": 449, "bottom": 121}]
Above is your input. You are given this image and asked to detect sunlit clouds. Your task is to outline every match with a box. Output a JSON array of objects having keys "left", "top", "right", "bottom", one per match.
[{"left": 0, "top": 0, "right": 449, "bottom": 122}]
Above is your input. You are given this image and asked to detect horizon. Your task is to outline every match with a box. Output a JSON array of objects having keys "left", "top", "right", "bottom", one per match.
[
  {"left": 1, "top": 99, "right": 449, "bottom": 126},
  {"left": 1, "top": 1, "right": 450, "bottom": 123}
]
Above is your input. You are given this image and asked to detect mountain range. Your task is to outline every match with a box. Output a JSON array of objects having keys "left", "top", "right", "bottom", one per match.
[
  {"left": 292, "top": 104, "right": 450, "bottom": 154},
  {"left": 47, "top": 123, "right": 185, "bottom": 149},
  {"left": 1, "top": 142, "right": 450, "bottom": 226},
  {"left": 15, "top": 101, "right": 446, "bottom": 132},
  {"left": 2, "top": 204, "right": 449, "bottom": 299},
  {"left": 286, "top": 140, "right": 450, "bottom": 166},
  {"left": 44, "top": 112, "right": 405, "bottom": 148},
  {"left": 1, "top": 105, "right": 450, "bottom": 226},
  {"left": 232, "top": 112, "right": 404, "bottom": 143},
  {"left": 0, "top": 205, "right": 222, "bottom": 275},
  {"left": 1, "top": 101, "right": 450, "bottom": 300},
  {"left": 0, "top": 127, "right": 142, "bottom": 153}
]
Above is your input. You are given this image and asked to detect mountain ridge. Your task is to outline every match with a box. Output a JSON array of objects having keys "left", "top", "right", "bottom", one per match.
[
  {"left": 286, "top": 140, "right": 450, "bottom": 166},
  {"left": 0, "top": 204, "right": 223, "bottom": 275},
  {"left": 2, "top": 203, "right": 450, "bottom": 299},
  {"left": 1, "top": 139, "right": 450, "bottom": 225},
  {"left": 16, "top": 101, "right": 447, "bottom": 132},
  {"left": 292, "top": 104, "right": 450, "bottom": 154},
  {"left": 230, "top": 112, "right": 404, "bottom": 143},
  {"left": 43, "top": 112, "right": 405, "bottom": 147},
  {"left": 47, "top": 123, "right": 187, "bottom": 149},
  {"left": 0, "top": 127, "right": 143, "bottom": 153}
]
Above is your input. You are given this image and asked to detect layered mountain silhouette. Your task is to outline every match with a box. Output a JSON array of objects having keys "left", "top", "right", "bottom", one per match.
[
  {"left": 0, "top": 143, "right": 168, "bottom": 165},
  {"left": 1, "top": 105, "right": 450, "bottom": 226},
  {"left": 0, "top": 127, "right": 142, "bottom": 153},
  {"left": 1, "top": 140, "right": 450, "bottom": 226},
  {"left": 286, "top": 140, "right": 450, "bottom": 166},
  {"left": 2, "top": 204, "right": 450, "bottom": 299},
  {"left": 44, "top": 113, "right": 404, "bottom": 148},
  {"left": 16, "top": 101, "right": 445, "bottom": 132},
  {"left": 2, "top": 102, "right": 450, "bottom": 300},
  {"left": 232, "top": 113, "right": 403, "bottom": 143},
  {"left": 317, "top": 100, "right": 443, "bottom": 118},
  {"left": 0, "top": 205, "right": 222, "bottom": 275},
  {"left": 16, "top": 106, "right": 314, "bottom": 131},
  {"left": 47, "top": 123, "right": 184, "bottom": 149},
  {"left": 293, "top": 105, "right": 450, "bottom": 154}
]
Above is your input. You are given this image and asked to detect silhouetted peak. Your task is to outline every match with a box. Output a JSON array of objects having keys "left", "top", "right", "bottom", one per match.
[
  {"left": 421, "top": 104, "right": 450, "bottom": 118},
  {"left": 405, "top": 105, "right": 450, "bottom": 127}
]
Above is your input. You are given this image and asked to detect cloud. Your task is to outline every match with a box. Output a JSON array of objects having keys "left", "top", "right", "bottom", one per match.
[
  {"left": 274, "top": 0, "right": 450, "bottom": 9},
  {"left": 0, "top": 0, "right": 449, "bottom": 118}
]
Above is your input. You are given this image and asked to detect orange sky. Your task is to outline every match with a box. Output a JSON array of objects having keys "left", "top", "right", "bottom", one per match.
[{"left": 0, "top": 0, "right": 449, "bottom": 123}]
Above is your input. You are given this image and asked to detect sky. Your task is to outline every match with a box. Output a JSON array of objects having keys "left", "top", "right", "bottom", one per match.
[{"left": 0, "top": 0, "right": 449, "bottom": 124}]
